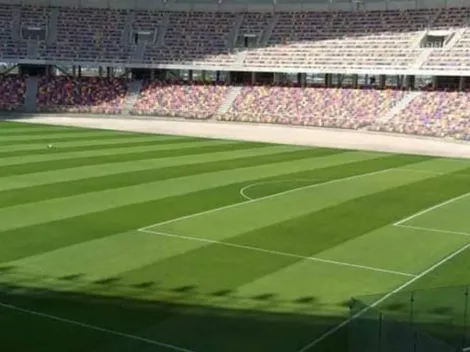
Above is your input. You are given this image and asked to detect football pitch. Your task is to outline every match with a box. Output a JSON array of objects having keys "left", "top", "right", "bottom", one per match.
[{"left": 1, "top": 121, "right": 470, "bottom": 351}]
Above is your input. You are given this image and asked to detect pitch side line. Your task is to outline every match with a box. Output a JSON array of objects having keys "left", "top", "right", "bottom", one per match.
[
  {"left": 296, "top": 242, "right": 470, "bottom": 352},
  {"left": 139, "top": 168, "right": 394, "bottom": 231},
  {"left": 0, "top": 301, "right": 196, "bottom": 352},
  {"left": 393, "top": 190, "right": 470, "bottom": 226},
  {"left": 139, "top": 229, "right": 416, "bottom": 278}
]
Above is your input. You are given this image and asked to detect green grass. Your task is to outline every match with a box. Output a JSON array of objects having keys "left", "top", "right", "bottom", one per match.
[{"left": 1, "top": 121, "right": 470, "bottom": 352}]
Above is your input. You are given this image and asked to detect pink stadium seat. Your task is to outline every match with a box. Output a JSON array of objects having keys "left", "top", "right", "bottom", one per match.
[
  {"left": 132, "top": 81, "right": 227, "bottom": 119},
  {"left": 371, "top": 91, "right": 470, "bottom": 140}
]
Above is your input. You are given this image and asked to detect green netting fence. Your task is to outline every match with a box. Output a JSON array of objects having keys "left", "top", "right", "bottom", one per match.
[{"left": 349, "top": 285, "right": 470, "bottom": 352}]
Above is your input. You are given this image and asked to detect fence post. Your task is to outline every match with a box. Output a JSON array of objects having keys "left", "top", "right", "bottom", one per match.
[
  {"left": 409, "top": 291, "right": 415, "bottom": 327},
  {"left": 377, "top": 312, "right": 383, "bottom": 352},
  {"left": 462, "top": 287, "right": 469, "bottom": 350}
]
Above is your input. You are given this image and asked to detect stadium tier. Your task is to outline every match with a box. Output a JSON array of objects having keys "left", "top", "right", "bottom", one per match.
[{"left": 0, "top": 5, "right": 469, "bottom": 70}]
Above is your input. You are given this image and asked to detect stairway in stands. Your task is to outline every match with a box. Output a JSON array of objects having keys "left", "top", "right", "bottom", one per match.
[
  {"left": 215, "top": 86, "right": 242, "bottom": 117},
  {"left": 23, "top": 76, "right": 39, "bottom": 113},
  {"left": 122, "top": 80, "right": 143, "bottom": 115},
  {"left": 380, "top": 91, "right": 422, "bottom": 123}
]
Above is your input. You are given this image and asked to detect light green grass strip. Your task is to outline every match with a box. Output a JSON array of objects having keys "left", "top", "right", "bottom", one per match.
[
  {"left": 0, "top": 145, "right": 309, "bottom": 191},
  {"left": 401, "top": 195, "right": 470, "bottom": 233},
  {"left": 4, "top": 230, "right": 200, "bottom": 284},
  {"left": 0, "top": 135, "right": 185, "bottom": 153},
  {"left": 315, "top": 225, "right": 469, "bottom": 275},
  {"left": 0, "top": 153, "right": 385, "bottom": 232},
  {"left": 230, "top": 257, "right": 406, "bottom": 316},
  {"left": 0, "top": 140, "right": 234, "bottom": 167}
]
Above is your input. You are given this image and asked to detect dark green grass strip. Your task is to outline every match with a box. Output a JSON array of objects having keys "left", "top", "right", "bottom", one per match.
[
  {"left": 0, "top": 137, "right": 206, "bottom": 159},
  {"left": 0, "top": 128, "right": 95, "bottom": 136},
  {"left": 0, "top": 148, "right": 342, "bottom": 208},
  {"left": 0, "top": 154, "right": 430, "bottom": 264},
  {"left": 0, "top": 122, "right": 50, "bottom": 130},
  {"left": 0, "top": 133, "right": 149, "bottom": 147},
  {"left": 0, "top": 142, "right": 271, "bottom": 177}
]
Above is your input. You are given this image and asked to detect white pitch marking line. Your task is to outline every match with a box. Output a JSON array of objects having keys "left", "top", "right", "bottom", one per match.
[
  {"left": 239, "top": 179, "right": 320, "bottom": 201},
  {"left": 0, "top": 301, "right": 196, "bottom": 352},
  {"left": 395, "top": 224, "right": 470, "bottom": 237},
  {"left": 139, "top": 229, "right": 416, "bottom": 278},
  {"left": 394, "top": 190, "right": 470, "bottom": 226},
  {"left": 139, "top": 168, "right": 394, "bottom": 232},
  {"left": 296, "top": 242, "right": 470, "bottom": 352},
  {"left": 463, "top": 347, "right": 470, "bottom": 352}
]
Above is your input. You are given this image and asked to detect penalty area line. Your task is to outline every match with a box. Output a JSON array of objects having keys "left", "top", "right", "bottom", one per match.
[{"left": 0, "top": 301, "right": 196, "bottom": 352}]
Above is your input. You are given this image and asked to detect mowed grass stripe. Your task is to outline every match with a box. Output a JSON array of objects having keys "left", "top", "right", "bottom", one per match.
[
  {"left": 0, "top": 135, "right": 189, "bottom": 153},
  {"left": 0, "top": 154, "right": 431, "bottom": 263},
  {"left": 0, "top": 137, "right": 206, "bottom": 158},
  {"left": 0, "top": 121, "right": 59, "bottom": 130},
  {"left": 0, "top": 145, "right": 309, "bottom": 191},
  {"left": 0, "top": 127, "right": 95, "bottom": 136},
  {"left": 0, "top": 132, "right": 146, "bottom": 146},
  {"left": 0, "top": 140, "right": 241, "bottom": 167},
  {"left": 0, "top": 148, "right": 343, "bottom": 208},
  {"left": 0, "top": 142, "right": 271, "bottom": 177}
]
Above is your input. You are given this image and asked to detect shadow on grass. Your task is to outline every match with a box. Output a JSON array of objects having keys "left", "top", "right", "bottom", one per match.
[
  {"left": 0, "top": 268, "right": 350, "bottom": 352},
  {"left": 1, "top": 268, "right": 468, "bottom": 351}
]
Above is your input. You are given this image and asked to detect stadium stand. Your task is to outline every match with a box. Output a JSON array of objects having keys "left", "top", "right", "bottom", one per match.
[
  {"left": 0, "top": 1, "right": 470, "bottom": 141},
  {"left": 36, "top": 76, "right": 129, "bottom": 114},
  {"left": 218, "top": 85, "right": 406, "bottom": 130}
]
